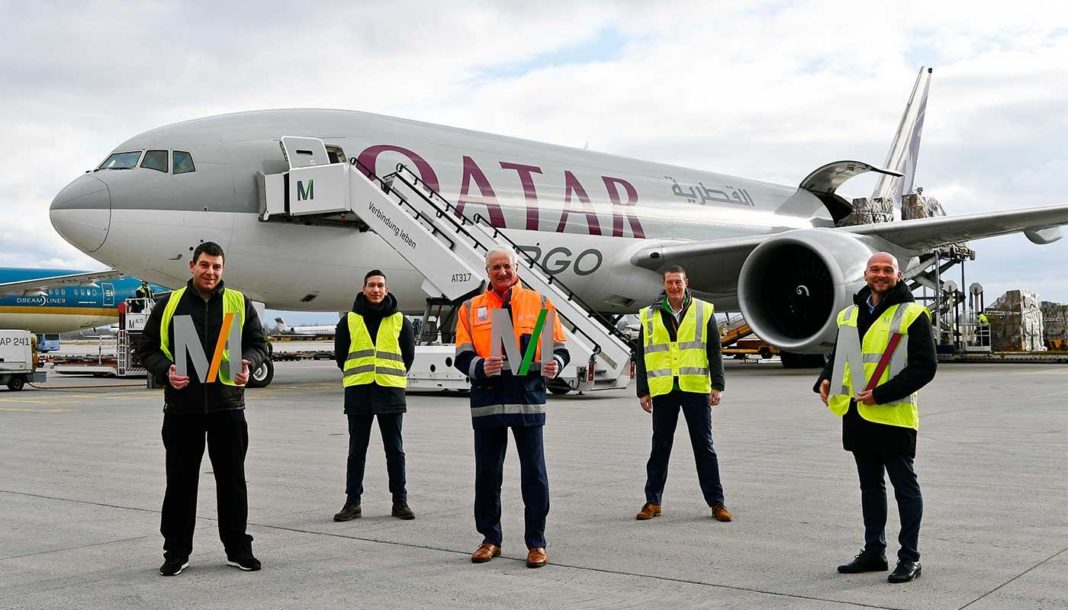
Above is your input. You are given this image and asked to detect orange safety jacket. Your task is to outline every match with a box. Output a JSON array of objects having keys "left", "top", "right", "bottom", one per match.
[{"left": 454, "top": 281, "right": 569, "bottom": 428}]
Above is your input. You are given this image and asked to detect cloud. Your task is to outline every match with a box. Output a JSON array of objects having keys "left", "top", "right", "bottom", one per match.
[{"left": 3, "top": 0, "right": 1067, "bottom": 310}]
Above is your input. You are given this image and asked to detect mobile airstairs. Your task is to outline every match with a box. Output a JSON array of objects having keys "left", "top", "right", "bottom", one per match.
[{"left": 258, "top": 137, "right": 633, "bottom": 393}]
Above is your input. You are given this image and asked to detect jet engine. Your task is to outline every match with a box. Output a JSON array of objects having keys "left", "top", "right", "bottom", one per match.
[{"left": 738, "top": 229, "right": 877, "bottom": 356}]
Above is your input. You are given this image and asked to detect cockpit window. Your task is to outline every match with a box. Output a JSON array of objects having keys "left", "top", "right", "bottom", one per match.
[
  {"left": 173, "top": 151, "right": 195, "bottom": 174},
  {"left": 98, "top": 151, "right": 142, "bottom": 170},
  {"left": 141, "top": 150, "right": 168, "bottom": 173}
]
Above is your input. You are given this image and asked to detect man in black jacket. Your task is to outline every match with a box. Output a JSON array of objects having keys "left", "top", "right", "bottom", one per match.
[
  {"left": 138, "top": 242, "right": 269, "bottom": 577},
  {"left": 332, "top": 270, "right": 416, "bottom": 522},
  {"left": 816, "top": 252, "right": 937, "bottom": 584}
]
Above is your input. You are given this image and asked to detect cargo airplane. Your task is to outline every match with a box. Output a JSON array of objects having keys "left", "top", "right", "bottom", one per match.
[{"left": 49, "top": 68, "right": 1068, "bottom": 367}]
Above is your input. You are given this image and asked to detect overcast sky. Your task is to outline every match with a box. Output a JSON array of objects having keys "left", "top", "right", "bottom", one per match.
[{"left": 3, "top": 1, "right": 1066, "bottom": 324}]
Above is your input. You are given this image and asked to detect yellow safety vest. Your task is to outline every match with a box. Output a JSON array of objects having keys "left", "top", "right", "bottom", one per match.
[
  {"left": 343, "top": 312, "right": 407, "bottom": 388},
  {"left": 640, "top": 299, "right": 714, "bottom": 397},
  {"left": 827, "top": 302, "right": 929, "bottom": 430},
  {"left": 160, "top": 286, "right": 246, "bottom": 386}
]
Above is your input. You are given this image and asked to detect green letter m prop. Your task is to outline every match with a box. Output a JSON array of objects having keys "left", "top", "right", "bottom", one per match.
[{"left": 490, "top": 309, "right": 553, "bottom": 375}]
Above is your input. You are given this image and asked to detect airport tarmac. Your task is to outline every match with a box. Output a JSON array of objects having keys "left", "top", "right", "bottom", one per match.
[{"left": 1, "top": 360, "right": 1065, "bottom": 609}]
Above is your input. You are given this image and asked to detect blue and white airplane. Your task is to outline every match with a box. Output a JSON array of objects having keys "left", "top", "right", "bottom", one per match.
[{"left": 0, "top": 268, "right": 164, "bottom": 334}]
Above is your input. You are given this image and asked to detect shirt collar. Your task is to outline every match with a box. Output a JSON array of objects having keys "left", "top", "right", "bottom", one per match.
[{"left": 660, "top": 290, "right": 691, "bottom": 314}]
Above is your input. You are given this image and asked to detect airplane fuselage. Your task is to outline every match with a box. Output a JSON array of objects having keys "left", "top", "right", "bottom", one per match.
[
  {"left": 50, "top": 109, "right": 827, "bottom": 314},
  {"left": 0, "top": 269, "right": 145, "bottom": 333}
]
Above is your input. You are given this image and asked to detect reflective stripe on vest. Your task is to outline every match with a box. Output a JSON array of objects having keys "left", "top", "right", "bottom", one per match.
[
  {"left": 160, "top": 286, "right": 246, "bottom": 386},
  {"left": 827, "top": 302, "right": 928, "bottom": 430},
  {"left": 343, "top": 312, "right": 407, "bottom": 389},
  {"left": 640, "top": 299, "right": 713, "bottom": 397}
]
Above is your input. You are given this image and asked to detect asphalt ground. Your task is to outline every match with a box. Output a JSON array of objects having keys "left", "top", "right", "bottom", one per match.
[{"left": 1, "top": 360, "right": 1065, "bottom": 609}]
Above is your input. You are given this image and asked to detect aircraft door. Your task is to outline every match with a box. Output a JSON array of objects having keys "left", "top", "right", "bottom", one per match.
[
  {"left": 280, "top": 136, "right": 331, "bottom": 169},
  {"left": 325, "top": 145, "right": 348, "bottom": 164},
  {"left": 102, "top": 283, "right": 115, "bottom": 306}
]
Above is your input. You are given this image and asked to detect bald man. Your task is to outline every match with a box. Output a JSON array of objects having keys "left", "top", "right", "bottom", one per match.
[{"left": 816, "top": 252, "right": 936, "bottom": 584}]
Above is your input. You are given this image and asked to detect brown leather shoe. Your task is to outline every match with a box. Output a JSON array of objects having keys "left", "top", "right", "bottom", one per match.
[
  {"left": 636, "top": 502, "right": 661, "bottom": 520},
  {"left": 470, "top": 543, "right": 501, "bottom": 563},
  {"left": 711, "top": 503, "right": 733, "bottom": 522},
  {"left": 526, "top": 547, "right": 547, "bottom": 568}
]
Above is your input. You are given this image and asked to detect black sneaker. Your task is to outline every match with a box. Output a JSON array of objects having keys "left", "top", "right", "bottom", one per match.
[
  {"left": 837, "top": 549, "right": 889, "bottom": 573},
  {"left": 159, "top": 557, "right": 189, "bottom": 576},
  {"left": 392, "top": 501, "right": 415, "bottom": 520},
  {"left": 333, "top": 504, "right": 362, "bottom": 521},
  {"left": 226, "top": 552, "right": 261, "bottom": 572}
]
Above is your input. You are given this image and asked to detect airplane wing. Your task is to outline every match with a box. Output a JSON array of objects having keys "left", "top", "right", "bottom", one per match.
[
  {"left": 629, "top": 234, "right": 769, "bottom": 299},
  {"left": 628, "top": 203, "right": 1068, "bottom": 297},
  {"left": 0, "top": 269, "right": 127, "bottom": 296},
  {"left": 838, "top": 203, "right": 1068, "bottom": 248}
]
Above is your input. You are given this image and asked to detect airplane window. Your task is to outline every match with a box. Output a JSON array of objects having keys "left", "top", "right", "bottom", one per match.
[
  {"left": 97, "top": 151, "right": 142, "bottom": 170},
  {"left": 173, "top": 151, "right": 196, "bottom": 174},
  {"left": 141, "top": 150, "right": 168, "bottom": 173}
]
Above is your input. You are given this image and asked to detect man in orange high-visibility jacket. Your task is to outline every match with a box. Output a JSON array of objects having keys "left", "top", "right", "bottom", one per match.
[{"left": 454, "top": 245, "right": 569, "bottom": 569}]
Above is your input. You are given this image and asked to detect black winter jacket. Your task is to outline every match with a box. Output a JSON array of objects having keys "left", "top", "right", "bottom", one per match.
[
  {"left": 815, "top": 282, "right": 937, "bottom": 457},
  {"left": 138, "top": 279, "right": 269, "bottom": 413},
  {"left": 334, "top": 293, "right": 415, "bottom": 415}
]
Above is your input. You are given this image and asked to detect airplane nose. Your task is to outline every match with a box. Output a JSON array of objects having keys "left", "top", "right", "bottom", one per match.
[{"left": 50, "top": 174, "right": 111, "bottom": 252}]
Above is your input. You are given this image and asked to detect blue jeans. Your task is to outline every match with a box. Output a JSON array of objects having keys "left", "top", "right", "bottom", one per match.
[{"left": 645, "top": 390, "right": 724, "bottom": 506}]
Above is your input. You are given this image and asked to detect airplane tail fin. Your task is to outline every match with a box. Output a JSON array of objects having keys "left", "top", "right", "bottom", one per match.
[
  {"left": 871, "top": 66, "right": 933, "bottom": 204},
  {"left": 274, "top": 317, "right": 289, "bottom": 332}
]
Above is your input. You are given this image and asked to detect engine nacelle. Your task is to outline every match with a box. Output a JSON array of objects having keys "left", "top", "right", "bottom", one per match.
[{"left": 738, "top": 229, "right": 877, "bottom": 354}]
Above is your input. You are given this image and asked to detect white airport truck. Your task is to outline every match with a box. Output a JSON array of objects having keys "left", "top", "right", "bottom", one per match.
[{"left": 0, "top": 330, "right": 46, "bottom": 391}]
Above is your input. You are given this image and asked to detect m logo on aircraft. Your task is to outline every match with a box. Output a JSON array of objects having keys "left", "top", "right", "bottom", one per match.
[{"left": 297, "top": 179, "right": 314, "bottom": 201}]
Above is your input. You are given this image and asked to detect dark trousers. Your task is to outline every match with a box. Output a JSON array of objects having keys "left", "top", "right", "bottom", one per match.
[
  {"left": 474, "top": 425, "right": 549, "bottom": 549},
  {"left": 161, "top": 410, "right": 252, "bottom": 560},
  {"left": 345, "top": 412, "right": 406, "bottom": 505},
  {"left": 853, "top": 451, "right": 923, "bottom": 562},
  {"left": 645, "top": 390, "right": 724, "bottom": 506}
]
